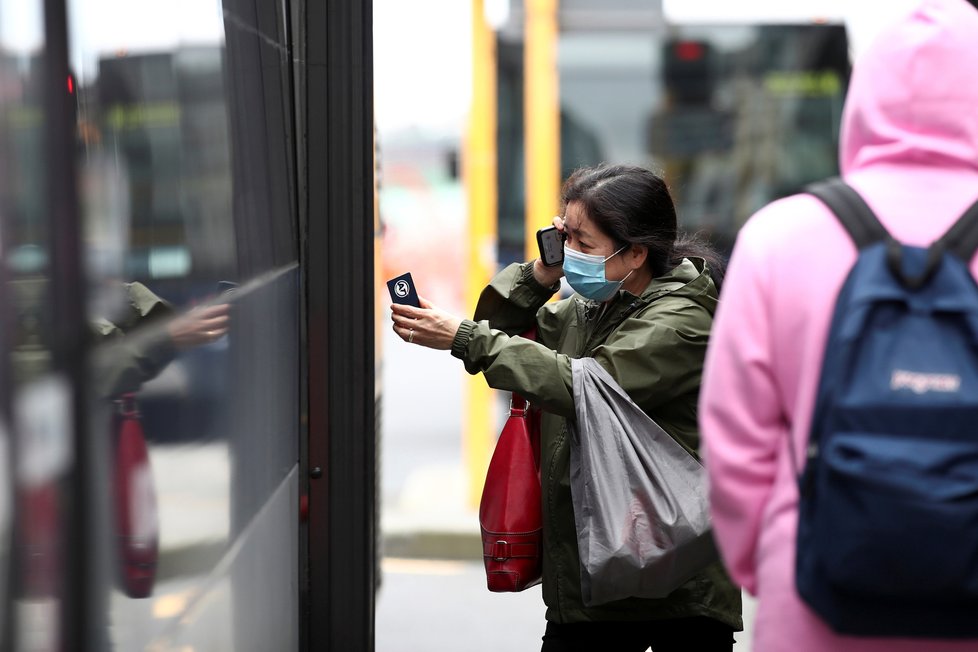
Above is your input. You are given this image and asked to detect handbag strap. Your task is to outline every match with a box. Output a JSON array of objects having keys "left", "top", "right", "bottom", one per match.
[
  {"left": 510, "top": 328, "right": 537, "bottom": 414},
  {"left": 507, "top": 327, "right": 542, "bottom": 467}
]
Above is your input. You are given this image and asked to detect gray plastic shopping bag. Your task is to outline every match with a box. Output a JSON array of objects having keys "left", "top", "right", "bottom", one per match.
[{"left": 569, "top": 357, "right": 718, "bottom": 606}]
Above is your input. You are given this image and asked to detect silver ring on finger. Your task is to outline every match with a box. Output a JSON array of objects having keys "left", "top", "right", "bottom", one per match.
[{"left": 408, "top": 328, "right": 415, "bottom": 344}]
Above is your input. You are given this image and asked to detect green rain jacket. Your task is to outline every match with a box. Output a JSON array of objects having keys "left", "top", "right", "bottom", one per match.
[
  {"left": 451, "top": 258, "right": 742, "bottom": 628},
  {"left": 91, "top": 281, "right": 177, "bottom": 399}
]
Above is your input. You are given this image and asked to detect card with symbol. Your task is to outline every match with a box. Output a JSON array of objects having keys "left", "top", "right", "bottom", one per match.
[{"left": 386, "top": 272, "right": 421, "bottom": 308}]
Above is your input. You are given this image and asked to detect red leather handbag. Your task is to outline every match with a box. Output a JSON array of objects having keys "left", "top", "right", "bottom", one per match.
[
  {"left": 479, "top": 390, "right": 543, "bottom": 592},
  {"left": 113, "top": 393, "right": 159, "bottom": 599},
  {"left": 17, "top": 482, "right": 59, "bottom": 597}
]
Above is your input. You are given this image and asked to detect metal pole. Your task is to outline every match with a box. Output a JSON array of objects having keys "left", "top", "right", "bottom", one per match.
[
  {"left": 524, "top": 0, "right": 560, "bottom": 262},
  {"left": 464, "top": 0, "right": 499, "bottom": 508}
]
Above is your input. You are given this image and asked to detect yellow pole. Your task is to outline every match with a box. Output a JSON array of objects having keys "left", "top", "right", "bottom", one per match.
[
  {"left": 464, "top": 0, "right": 498, "bottom": 508},
  {"left": 524, "top": 0, "right": 560, "bottom": 262}
]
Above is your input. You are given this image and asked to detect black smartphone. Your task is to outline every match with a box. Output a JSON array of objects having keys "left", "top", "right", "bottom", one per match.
[
  {"left": 217, "top": 281, "right": 238, "bottom": 298},
  {"left": 536, "top": 226, "right": 565, "bottom": 267},
  {"left": 386, "top": 272, "right": 421, "bottom": 308}
]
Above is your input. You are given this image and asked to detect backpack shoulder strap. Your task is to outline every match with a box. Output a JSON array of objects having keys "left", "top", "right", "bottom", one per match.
[
  {"left": 935, "top": 198, "right": 978, "bottom": 264},
  {"left": 806, "top": 178, "right": 891, "bottom": 248}
]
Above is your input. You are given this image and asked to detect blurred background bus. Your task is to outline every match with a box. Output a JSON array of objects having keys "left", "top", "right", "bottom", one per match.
[{"left": 494, "top": 0, "right": 850, "bottom": 263}]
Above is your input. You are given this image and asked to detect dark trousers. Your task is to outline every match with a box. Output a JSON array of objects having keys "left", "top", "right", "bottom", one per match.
[{"left": 541, "top": 616, "right": 736, "bottom": 652}]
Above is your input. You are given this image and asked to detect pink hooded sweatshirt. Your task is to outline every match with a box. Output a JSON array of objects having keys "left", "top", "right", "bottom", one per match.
[{"left": 699, "top": 1, "right": 978, "bottom": 650}]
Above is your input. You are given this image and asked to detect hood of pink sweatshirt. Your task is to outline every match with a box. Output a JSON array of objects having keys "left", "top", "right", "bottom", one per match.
[{"left": 840, "top": 0, "right": 978, "bottom": 176}]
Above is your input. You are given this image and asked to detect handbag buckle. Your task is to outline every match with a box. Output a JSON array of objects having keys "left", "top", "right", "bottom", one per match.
[
  {"left": 116, "top": 393, "right": 140, "bottom": 418},
  {"left": 492, "top": 540, "right": 510, "bottom": 561},
  {"left": 509, "top": 396, "right": 529, "bottom": 417}
]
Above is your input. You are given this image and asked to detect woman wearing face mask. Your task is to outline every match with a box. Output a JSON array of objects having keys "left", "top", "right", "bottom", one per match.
[{"left": 390, "top": 164, "right": 742, "bottom": 651}]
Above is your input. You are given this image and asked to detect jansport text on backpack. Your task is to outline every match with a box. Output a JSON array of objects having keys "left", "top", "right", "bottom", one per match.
[{"left": 795, "top": 179, "right": 978, "bottom": 638}]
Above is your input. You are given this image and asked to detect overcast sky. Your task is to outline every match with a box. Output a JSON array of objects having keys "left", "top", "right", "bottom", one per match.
[{"left": 373, "top": 0, "right": 472, "bottom": 135}]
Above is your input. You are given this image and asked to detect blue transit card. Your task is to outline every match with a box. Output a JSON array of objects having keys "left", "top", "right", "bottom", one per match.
[{"left": 387, "top": 272, "right": 421, "bottom": 308}]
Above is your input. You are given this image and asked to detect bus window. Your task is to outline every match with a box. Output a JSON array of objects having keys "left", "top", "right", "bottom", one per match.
[{"left": 494, "top": 3, "right": 850, "bottom": 258}]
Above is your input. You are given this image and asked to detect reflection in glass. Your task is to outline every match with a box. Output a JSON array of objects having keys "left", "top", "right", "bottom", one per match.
[
  {"left": 0, "top": 1, "right": 72, "bottom": 649},
  {"left": 1, "top": 0, "right": 301, "bottom": 646},
  {"left": 69, "top": 0, "right": 236, "bottom": 647}
]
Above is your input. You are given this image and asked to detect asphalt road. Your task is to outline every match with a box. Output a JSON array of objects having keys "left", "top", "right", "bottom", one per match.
[{"left": 376, "top": 558, "right": 546, "bottom": 651}]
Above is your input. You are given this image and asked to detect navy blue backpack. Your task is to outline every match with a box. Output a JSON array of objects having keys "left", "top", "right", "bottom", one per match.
[{"left": 795, "top": 179, "right": 978, "bottom": 638}]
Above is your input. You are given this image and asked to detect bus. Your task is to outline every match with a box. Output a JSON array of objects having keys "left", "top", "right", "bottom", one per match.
[
  {"left": 0, "top": 0, "right": 375, "bottom": 649},
  {"left": 493, "top": 0, "right": 852, "bottom": 263}
]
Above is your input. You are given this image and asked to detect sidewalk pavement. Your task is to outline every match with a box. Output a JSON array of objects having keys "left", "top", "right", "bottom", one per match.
[
  {"left": 381, "top": 462, "right": 483, "bottom": 560},
  {"left": 380, "top": 460, "right": 758, "bottom": 651}
]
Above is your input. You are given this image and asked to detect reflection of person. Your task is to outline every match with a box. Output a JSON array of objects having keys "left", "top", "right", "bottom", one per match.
[
  {"left": 391, "top": 165, "right": 741, "bottom": 651},
  {"left": 92, "top": 282, "right": 229, "bottom": 398},
  {"left": 699, "top": 1, "right": 978, "bottom": 650},
  {"left": 93, "top": 284, "right": 228, "bottom": 610}
]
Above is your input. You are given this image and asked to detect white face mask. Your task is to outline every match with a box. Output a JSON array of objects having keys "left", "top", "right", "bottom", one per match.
[{"left": 562, "top": 245, "right": 632, "bottom": 301}]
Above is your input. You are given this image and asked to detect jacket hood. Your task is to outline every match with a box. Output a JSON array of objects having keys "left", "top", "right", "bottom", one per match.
[
  {"left": 631, "top": 257, "right": 718, "bottom": 313},
  {"left": 840, "top": 0, "right": 978, "bottom": 175}
]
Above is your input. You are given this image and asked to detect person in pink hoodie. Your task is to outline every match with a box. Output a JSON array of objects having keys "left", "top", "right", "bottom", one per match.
[{"left": 699, "top": 0, "right": 978, "bottom": 650}]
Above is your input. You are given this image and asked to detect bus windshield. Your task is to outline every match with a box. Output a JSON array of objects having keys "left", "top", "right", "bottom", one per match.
[{"left": 497, "top": 20, "right": 850, "bottom": 259}]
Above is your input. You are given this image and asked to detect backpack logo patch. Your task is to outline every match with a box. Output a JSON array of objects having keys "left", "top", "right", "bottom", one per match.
[{"left": 890, "top": 369, "right": 961, "bottom": 394}]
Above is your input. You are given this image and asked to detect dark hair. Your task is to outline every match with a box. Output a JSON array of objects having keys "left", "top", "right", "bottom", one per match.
[{"left": 560, "top": 164, "right": 725, "bottom": 285}]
